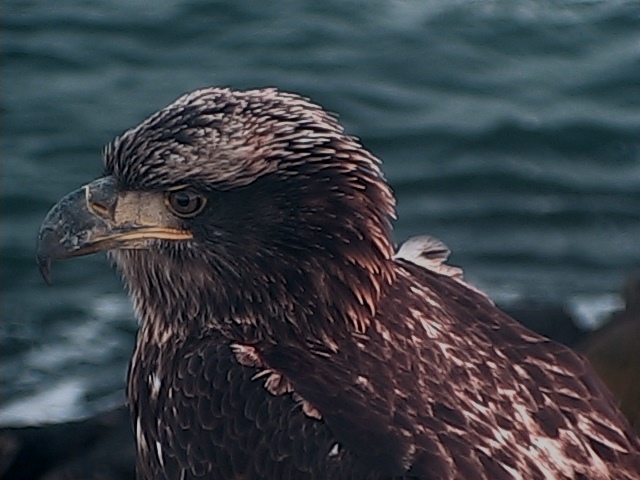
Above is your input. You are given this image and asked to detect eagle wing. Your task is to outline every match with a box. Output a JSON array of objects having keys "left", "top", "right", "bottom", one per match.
[
  {"left": 130, "top": 333, "right": 385, "bottom": 479},
  {"left": 260, "top": 260, "right": 640, "bottom": 479},
  {"left": 260, "top": 338, "right": 418, "bottom": 476}
]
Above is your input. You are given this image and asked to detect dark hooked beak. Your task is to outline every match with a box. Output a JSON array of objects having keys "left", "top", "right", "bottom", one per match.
[{"left": 36, "top": 176, "right": 192, "bottom": 284}]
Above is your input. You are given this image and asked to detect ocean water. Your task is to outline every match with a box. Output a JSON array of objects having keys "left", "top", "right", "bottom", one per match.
[{"left": 2, "top": 0, "right": 639, "bottom": 425}]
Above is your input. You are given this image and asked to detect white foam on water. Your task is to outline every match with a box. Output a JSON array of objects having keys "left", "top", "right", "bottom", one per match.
[
  {"left": 567, "top": 293, "right": 624, "bottom": 331},
  {"left": 1, "top": 293, "right": 135, "bottom": 426},
  {"left": 90, "top": 293, "right": 133, "bottom": 322},
  {"left": 0, "top": 379, "right": 87, "bottom": 427},
  {"left": 484, "top": 284, "right": 525, "bottom": 306}
]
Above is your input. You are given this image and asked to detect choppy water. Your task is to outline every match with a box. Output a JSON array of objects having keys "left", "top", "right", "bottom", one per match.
[{"left": 2, "top": 0, "right": 639, "bottom": 425}]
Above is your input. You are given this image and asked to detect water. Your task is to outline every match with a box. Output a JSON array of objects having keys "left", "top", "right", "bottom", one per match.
[{"left": 2, "top": 0, "right": 639, "bottom": 425}]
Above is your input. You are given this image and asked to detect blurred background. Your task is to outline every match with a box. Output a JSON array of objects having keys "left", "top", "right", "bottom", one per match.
[{"left": 2, "top": 0, "right": 639, "bottom": 427}]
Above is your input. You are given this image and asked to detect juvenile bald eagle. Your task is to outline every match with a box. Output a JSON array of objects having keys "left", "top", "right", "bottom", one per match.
[{"left": 37, "top": 87, "right": 640, "bottom": 479}]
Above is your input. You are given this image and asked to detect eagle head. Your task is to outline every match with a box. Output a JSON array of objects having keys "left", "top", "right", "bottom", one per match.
[{"left": 37, "top": 87, "right": 396, "bottom": 342}]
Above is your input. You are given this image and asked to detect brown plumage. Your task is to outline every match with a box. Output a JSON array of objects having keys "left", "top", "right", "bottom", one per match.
[{"left": 37, "top": 87, "right": 640, "bottom": 479}]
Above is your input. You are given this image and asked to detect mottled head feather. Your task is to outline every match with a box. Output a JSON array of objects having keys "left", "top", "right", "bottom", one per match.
[
  {"left": 105, "top": 87, "right": 396, "bottom": 342},
  {"left": 105, "top": 88, "right": 384, "bottom": 192}
]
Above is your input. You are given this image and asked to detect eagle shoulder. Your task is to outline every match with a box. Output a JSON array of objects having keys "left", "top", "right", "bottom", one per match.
[{"left": 235, "top": 259, "right": 640, "bottom": 479}]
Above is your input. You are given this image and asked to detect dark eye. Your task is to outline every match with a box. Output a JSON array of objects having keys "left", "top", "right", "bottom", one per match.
[{"left": 166, "top": 189, "right": 206, "bottom": 218}]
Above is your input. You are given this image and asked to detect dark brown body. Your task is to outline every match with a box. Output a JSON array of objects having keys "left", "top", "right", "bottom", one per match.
[
  {"left": 129, "top": 336, "right": 374, "bottom": 479},
  {"left": 128, "top": 262, "right": 640, "bottom": 479}
]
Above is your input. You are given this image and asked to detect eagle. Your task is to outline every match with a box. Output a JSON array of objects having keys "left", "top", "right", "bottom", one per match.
[{"left": 36, "top": 87, "right": 640, "bottom": 479}]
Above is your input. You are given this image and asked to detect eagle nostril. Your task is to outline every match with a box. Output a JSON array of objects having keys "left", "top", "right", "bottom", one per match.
[
  {"left": 89, "top": 201, "right": 111, "bottom": 219},
  {"left": 83, "top": 176, "right": 118, "bottom": 220}
]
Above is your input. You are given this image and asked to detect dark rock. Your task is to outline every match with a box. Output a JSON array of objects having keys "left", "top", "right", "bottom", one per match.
[
  {"left": 502, "top": 302, "right": 587, "bottom": 348},
  {"left": 0, "top": 406, "right": 134, "bottom": 480},
  {"left": 578, "top": 272, "right": 640, "bottom": 434}
]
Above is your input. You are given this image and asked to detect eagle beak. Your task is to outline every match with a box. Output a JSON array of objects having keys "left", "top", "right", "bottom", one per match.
[{"left": 36, "top": 176, "right": 193, "bottom": 284}]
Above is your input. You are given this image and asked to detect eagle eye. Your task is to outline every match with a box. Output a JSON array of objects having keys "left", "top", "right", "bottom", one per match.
[{"left": 166, "top": 189, "right": 207, "bottom": 218}]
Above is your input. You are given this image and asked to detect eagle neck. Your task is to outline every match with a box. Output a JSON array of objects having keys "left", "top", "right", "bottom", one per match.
[{"left": 115, "top": 246, "right": 396, "bottom": 349}]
